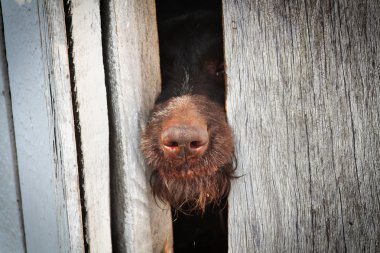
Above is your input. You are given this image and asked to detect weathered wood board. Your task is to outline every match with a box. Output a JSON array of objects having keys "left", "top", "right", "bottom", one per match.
[
  {"left": 66, "top": 0, "right": 112, "bottom": 251},
  {"left": 0, "top": 9, "right": 25, "bottom": 252},
  {"left": 1, "top": 0, "right": 84, "bottom": 252},
  {"left": 101, "top": 0, "right": 173, "bottom": 252},
  {"left": 223, "top": 0, "right": 380, "bottom": 252}
]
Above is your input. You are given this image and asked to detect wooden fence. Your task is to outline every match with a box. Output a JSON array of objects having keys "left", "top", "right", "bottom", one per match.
[
  {"left": 224, "top": 0, "right": 380, "bottom": 251},
  {"left": 0, "top": 0, "right": 379, "bottom": 252}
]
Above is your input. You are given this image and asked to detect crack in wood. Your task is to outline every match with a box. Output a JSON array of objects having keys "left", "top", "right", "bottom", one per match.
[{"left": 63, "top": 1, "right": 89, "bottom": 252}]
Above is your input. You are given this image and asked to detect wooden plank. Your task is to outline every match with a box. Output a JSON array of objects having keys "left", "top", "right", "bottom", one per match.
[
  {"left": 101, "top": 0, "right": 173, "bottom": 252},
  {"left": 223, "top": 0, "right": 380, "bottom": 252},
  {"left": 1, "top": 1, "right": 84, "bottom": 252},
  {"left": 0, "top": 9, "right": 25, "bottom": 252},
  {"left": 67, "top": 1, "right": 112, "bottom": 252}
]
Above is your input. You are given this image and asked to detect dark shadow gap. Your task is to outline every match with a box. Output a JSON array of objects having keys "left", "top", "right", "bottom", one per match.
[
  {"left": 98, "top": 0, "right": 121, "bottom": 251},
  {"left": 155, "top": 1, "right": 229, "bottom": 252},
  {"left": 63, "top": 1, "right": 89, "bottom": 252}
]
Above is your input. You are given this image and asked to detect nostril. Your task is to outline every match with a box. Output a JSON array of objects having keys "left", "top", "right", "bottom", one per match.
[
  {"left": 190, "top": 141, "right": 203, "bottom": 149},
  {"left": 165, "top": 141, "right": 179, "bottom": 148}
]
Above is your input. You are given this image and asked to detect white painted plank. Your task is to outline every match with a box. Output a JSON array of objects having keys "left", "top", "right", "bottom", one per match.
[
  {"left": 68, "top": 0, "right": 112, "bottom": 252},
  {"left": 102, "top": 0, "right": 173, "bottom": 252},
  {"left": 223, "top": 0, "right": 380, "bottom": 252},
  {"left": 1, "top": 1, "right": 84, "bottom": 252},
  {"left": 0, "top": 9, "right": 25, "bottom": 252}
]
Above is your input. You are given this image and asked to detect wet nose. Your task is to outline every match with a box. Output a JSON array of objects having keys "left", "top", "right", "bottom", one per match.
[{"left": 161, "top": 125, "right": 209, "bottom": 158}]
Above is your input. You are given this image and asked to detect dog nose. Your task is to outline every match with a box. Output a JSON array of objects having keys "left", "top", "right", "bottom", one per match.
[{"left": 161, "top": 125, "right": 209, "bottom": 158}]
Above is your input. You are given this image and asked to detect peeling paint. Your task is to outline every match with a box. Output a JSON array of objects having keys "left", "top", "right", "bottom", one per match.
[{"left": 15, "top": 0, "right": 32, "bottom": 6}]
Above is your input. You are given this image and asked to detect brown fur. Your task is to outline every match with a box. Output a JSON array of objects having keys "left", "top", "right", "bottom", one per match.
[{"left": 141, "top": 95, "right": 235, "bottom": 212}]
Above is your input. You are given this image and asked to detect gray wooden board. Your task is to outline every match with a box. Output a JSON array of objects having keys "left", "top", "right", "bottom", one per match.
[
  {"left": 1, "top": 0, "right": 84, "bottom": 252},
  {"left": 68, "top": 1, "right": 112, "bottom": 251},
  {"left": 102, "top": 0, "right": 173, "bottom": 252},
  {"left": 223, "top": 0, "right": 380, "bottom": 252},
  {"left": 0, "top": 8, "right": 26, "bottom": 252}
]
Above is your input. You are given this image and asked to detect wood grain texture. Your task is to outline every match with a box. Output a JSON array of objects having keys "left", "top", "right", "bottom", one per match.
[
  {"left": 67, "top": 1, "right": 112, "bottom": 252},
  {"left": 0, "top": 9, "right": 25, "bottom": 252},
  {"left": 223, "top": 0, "right": 380, "bottom": 252},
  {"left": 101, "top": 0, "right": 173, "bottom": 252},
  {"left": 1, "top": 0, "right": 84, "bottom": 252}
]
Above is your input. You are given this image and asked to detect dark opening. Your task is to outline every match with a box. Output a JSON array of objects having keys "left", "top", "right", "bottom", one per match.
[
  {"left": 63, "top": 1, "right": 89, "bottom": 252},
  {"left": 155, "top": 1, "right": 228, "bottom": 252}
]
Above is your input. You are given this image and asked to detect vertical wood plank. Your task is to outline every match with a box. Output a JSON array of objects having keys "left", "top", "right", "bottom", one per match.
[
  {"left": 1, "top": 0, "right": 84, "bottom": 252},
  {"left": 0, "top": 8, "right": 25, "bottom": 252},
  {"left": 67, "top": 1, "right": 112, "bottom": 252},
  {"left": 223, "top": 0, "right": 380, "bottom": 252},
  {"left": 101, "top": 0, "right": 173, "bottom": 252}
]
